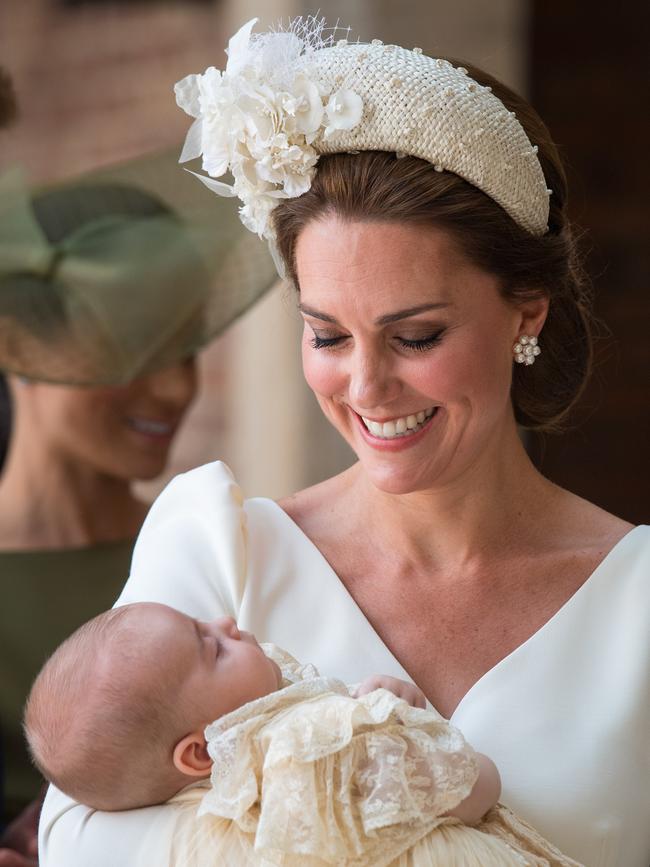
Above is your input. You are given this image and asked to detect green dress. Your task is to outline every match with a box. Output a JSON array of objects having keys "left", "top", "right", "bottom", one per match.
[{"left": 0, "top": 541, "right": 133, "bottom": 822}]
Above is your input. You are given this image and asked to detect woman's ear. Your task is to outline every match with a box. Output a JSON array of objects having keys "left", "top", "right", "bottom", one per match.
[
  {"left": 514, "top": 293, "right": 549, "bottom": 340},
  {"left": 172, "top": 731, "right": 212, "bottom": 778}
]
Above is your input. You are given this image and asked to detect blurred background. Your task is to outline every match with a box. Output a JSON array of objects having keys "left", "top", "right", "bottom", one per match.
[{"left": 1, "top": 0, "right": 648, "bottom": 520}]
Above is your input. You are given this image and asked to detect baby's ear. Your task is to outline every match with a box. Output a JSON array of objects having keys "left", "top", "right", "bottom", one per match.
[{"left": 173, "top": 732, "right": 212, "bottom": 778}]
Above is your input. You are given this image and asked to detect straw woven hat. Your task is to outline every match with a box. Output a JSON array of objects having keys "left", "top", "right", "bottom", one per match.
[{"left": 175, "top": 18, "right": 551, "bottom": 246}]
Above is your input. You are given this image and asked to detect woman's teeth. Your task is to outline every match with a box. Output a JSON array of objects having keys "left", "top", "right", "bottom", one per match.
[
  {"left": 361, "top": 408, "right": 436, "bottom": 439},
  {"left": 126, "top": 417, "right": 174, "bottom": 436}
]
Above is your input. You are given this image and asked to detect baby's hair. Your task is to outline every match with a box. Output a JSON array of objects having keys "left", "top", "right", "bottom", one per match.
[{"left": 25, "top": 605, "right": 191, "bottom": 810}]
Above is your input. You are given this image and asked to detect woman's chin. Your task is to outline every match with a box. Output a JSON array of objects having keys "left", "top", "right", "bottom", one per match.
[
  {"left": 94, "top": 452, "right": 170, "bottom": 483},
  {"left": 363, "top": 462, "right": 441, "bottom": 496},
  {"left": 131, "top": 459, "right": 170, "bottom": 481}
]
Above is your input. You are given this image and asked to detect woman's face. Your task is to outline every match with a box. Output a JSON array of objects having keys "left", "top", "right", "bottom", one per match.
[
  {"left": 296, "top": 217, "right": 544, "bottom": 495},
  {"left": 23, "top": 358, "right": 197, "bottom": 481}
]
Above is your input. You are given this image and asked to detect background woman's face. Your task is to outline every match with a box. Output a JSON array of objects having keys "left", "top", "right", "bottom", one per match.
[
  {"left": 295, "top": 217, "right": 530, "bottom": 494},
  {"left": 24, "top": 358, "right": 197, "bottom": 480}
]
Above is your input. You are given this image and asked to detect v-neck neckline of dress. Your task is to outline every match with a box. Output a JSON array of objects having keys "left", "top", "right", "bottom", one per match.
[{"left": 260, "top": 501, "right": 645, "bottom": 721}]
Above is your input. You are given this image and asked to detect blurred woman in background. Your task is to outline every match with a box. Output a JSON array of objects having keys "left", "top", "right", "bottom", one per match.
[
  {"left": 0, "top": 166, "right": 275, "bottom": 865},
  {"left": 0, "top": 360, "right": 196, "bottom": 865},
  {"left": 0, "top": 61, "right": 37, "bottom": 867}
]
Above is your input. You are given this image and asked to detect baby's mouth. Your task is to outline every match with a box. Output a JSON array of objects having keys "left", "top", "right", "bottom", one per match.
[{"left": 360, "top": 407, "right": 437, "bottom": 440}]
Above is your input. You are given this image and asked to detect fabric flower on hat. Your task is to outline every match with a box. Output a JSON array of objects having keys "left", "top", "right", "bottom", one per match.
[
  {"left": 324, "top": 89, "right": 363, "bottom": 137},
  {"left": 174, "top": 18, "right": 363, "bottom": 242}
]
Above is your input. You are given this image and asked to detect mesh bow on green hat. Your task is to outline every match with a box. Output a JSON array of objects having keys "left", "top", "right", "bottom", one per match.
[{"left": 0, "top": 150, "right": 278, "bottom": 385}]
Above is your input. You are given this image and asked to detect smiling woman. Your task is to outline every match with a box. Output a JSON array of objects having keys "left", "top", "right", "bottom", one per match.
[
  {"left": 0, "top": 170, "right": 275, "bottom": 828},
  {"left": 6, "top": 359, "right": 197, "bottom": 503},
  {"left": 39, "top": 19, "right": 648, "bottom": 867},
  {"left": 274, "top": 139, "right": 592, "bottom": 435},
  {"left": 0, "top": 183, "right": 200, "bottom": 830},
  {"left": 293, "top": 217, "right": 546, "bottom": 494}
]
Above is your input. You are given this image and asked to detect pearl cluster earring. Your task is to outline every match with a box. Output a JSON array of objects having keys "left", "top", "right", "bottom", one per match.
[{"left": 513, "top": 334, "right": 541, "bottom": 366}]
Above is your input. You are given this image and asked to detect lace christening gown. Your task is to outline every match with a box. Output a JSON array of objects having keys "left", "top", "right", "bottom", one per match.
[{"left": 155, "top": 646, "right": 582, "bottom": 867}]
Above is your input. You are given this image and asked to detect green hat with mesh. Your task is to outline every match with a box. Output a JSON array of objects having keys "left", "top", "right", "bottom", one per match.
[{"left": 0, "top": 149, "right": 278, "bottom": 385}]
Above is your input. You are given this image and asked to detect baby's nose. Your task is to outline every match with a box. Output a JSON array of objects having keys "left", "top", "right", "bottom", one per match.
[{"left": 215, "top": 616, "right": 241, "bottom": 639}]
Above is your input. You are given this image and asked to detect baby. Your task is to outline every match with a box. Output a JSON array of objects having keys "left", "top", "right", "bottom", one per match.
[{"left": 25, "top": 602, "right": 581, "bottom": 866}]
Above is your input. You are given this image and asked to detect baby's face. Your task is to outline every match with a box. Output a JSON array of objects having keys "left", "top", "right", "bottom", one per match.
[{"left": 133, "top": 603, "right": 282, "bottom": 728}]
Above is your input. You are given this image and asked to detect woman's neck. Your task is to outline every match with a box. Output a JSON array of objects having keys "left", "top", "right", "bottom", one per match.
[
  {"left": 345, "top": 424, "right": 561, "bottom": 575},
  {"left": 0, "top": 436, "right": 148, "bottom": 550}
]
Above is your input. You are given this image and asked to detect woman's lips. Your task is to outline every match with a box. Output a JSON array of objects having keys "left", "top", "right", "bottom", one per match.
[
  {"left": 354, "top": 407, "right": 440, "bottom": 450},
  {"left": 360, "top": 407, "right": 436, "bottom": 439},
  {"left": 125, "top": 416, "right": 177, "bottom": 441}
]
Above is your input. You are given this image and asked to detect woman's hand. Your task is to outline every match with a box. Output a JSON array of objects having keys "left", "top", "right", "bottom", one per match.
[
  {"left": 351, "top": 674, "right": 427, "bottom": 708},
  {"left": 0, "top": 851, "right": 38, "bottom": 866},
  {"left": 0, "top": 792, "right": 43, "bottom": 866}
]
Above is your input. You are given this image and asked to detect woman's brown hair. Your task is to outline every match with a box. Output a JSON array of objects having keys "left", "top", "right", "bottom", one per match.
[{"left": 272, "top": 62, "right": 593, "bottom": 432}]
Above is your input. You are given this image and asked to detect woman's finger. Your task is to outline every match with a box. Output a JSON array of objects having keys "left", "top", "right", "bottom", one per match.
[{"left": 0, "top": 848, "right": 38, "bottom": 867}]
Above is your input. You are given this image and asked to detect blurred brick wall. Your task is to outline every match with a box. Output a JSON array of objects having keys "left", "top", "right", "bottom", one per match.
[
  {"left": 0, "top": 0, "right": 226, "bottom": 180},
  {"left": 1, "top": 0, "right": 248, "bottom": 500},
  {"left": 0, "top": 0, "right": 346, "bottom": 501},
  {"left": 315, "top": 0, "right": 529, "bottom": 89}
]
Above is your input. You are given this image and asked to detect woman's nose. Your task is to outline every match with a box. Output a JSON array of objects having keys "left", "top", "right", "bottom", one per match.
[
  {"left": 347, "top": 349, "right": 400, "bottom": 411},
  {"left": 214, "top": 616, "right": 241, "bottom": 639},
  {"left": 140, "top": 357, "right": 198, "bottom": 410}
]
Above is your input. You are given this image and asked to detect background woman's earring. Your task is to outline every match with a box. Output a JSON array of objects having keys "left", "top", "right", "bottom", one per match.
[{"left": 513, "top": 334, "right": 541, "bottom": 366}]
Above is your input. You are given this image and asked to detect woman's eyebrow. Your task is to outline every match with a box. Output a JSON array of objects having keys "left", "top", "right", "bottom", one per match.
[
  {"left": 376, "top": 303, "right": 452, "bottom": 325},
  {"left": 298, "top": 302, "right": 452, "bottom": 326},
  {"left": 298, "top": 304, "right": 338, "bottom": 323}
]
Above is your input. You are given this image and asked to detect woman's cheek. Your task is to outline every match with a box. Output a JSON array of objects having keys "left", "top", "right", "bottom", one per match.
[
  {"left": 301, "top": 342, "right": 343, "bottom": 399},
  {"left": 413, "top": 336, "right": 498, "bottom": 404},
  {"left": 402, "top": 346, "right": 465, "bottom": 403}
]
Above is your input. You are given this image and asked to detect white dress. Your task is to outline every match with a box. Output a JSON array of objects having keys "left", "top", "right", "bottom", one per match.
[{"left": 39, "top": 461, "right": 650, "bottom": 867}]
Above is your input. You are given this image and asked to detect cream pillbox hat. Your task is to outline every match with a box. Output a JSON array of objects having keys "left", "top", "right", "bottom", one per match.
[{"left": 175, "top": 18, "right": 550, "bottom": 245}]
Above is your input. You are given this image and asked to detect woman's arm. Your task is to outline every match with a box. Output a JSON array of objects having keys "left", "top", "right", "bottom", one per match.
[
  {"left": 0, "top": 852, "right": 36, "bottom": 866},
  {"left": 40, "top": 462, "right": 247, "bottom": 867},
  {"left": 39, "top": 787, "right": 174, "bottom": 867},
  {"left": 0, "top": 789, "right": 41, "bottom": 866}
]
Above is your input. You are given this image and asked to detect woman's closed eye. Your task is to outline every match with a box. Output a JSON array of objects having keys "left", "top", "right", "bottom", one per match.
[
  {"left": 310, "top": 333, "right": 345, "bottom": 350},
  {"left": 396, "top": 330, "right": 445, "bottom": 351},
  {"left": 309, "top": 329, "right": 445, "bottom": 352}
]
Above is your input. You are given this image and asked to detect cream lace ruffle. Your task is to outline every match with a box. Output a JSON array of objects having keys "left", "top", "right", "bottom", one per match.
[
  {"left": 197, "top": 644, "right": 478, "bottom": 865},
  {"left": 161, "top": 646, "right": 582, "bottom": 867}
]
